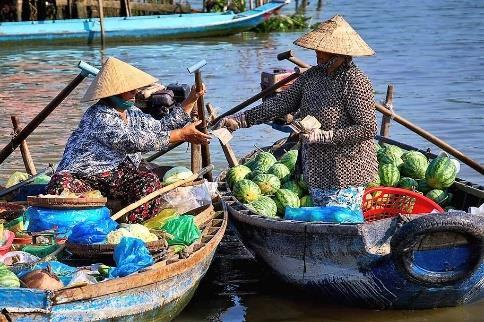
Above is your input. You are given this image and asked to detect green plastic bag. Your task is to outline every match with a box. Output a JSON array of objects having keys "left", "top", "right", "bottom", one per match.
[{"left": 162, "top": 215, "right": 201, "bottom": 246}]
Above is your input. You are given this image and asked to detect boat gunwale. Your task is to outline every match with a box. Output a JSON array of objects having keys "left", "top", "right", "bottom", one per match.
[{"left": 46, "top": 202, "right": 227, "bottom": 304}]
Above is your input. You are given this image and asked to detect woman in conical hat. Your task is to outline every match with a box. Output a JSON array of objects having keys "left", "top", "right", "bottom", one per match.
[
  {"left": 216, "top": 15, "right": 377, "bottom": 216},
  {"left": 47, "top": 57, "right": 210, "bottom": 223}
]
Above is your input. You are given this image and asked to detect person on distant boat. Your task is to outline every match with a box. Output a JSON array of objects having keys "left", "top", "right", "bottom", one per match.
[
  {"left": 215, "top": 15, "right": 377, "bottom": 213},
  {"left": 47, "top": 57, "right": 210, "bottom": 223}
]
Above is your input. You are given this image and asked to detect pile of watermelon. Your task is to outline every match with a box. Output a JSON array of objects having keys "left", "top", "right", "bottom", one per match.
[
  {"left": 226, "top": 150, "right": 310, "bottom": 218},
  {"left": 374, "top": 143, "right": 458, "bottom": 208}
]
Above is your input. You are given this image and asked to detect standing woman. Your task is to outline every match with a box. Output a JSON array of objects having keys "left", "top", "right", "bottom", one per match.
[
  {"left": 216, "top": 16, "right": 377, "bottom": 214},
  {"left": 47, "top": 57, "right": 210, "bottom": 223}
]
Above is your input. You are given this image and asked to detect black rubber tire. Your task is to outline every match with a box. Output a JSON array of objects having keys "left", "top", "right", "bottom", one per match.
[{"left": 390, "top": 213, "right": 483, "bottom": 285}]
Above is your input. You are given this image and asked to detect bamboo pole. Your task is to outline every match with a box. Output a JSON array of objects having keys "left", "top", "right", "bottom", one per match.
[
  {"left": 97, "top": 0, "right": 105, "bottom": 47},
  {"left": 11, "top": 116, "right": 37, "bottom": 175},
  {"left": 111, "top": 165, "right": 214, "bottom": 221},
  {"left": 194, "top": 70, "right": 212, "bottom": 181},
  {"left": 378, "top": 84, "right": 394, "bottom": 144}
]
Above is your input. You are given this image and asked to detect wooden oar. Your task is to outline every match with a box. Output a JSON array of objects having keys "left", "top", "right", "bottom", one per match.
[
  {"left": 11, "top": 116, "right": 37, "bottom": 175},
  {"left": 279, "top": 51, "right": 484, "bottom": 175},
  {"left": 110, "top": 165, "right": 214, "bottom": 221},
  {"left": 144, "top": 68, "right": 303, "bottom": 163}
]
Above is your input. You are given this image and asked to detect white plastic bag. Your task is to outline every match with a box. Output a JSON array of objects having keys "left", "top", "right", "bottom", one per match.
[{"left": 160, "top": 180, "right": 212, "bottom": 214}]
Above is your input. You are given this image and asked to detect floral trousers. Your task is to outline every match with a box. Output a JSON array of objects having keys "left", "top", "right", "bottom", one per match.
[
  {"left": 309, "top": 186, "right": 365, "bottom": 213},
  {"left": 47, "top": 161, "right": 162, "bottom": 223}
]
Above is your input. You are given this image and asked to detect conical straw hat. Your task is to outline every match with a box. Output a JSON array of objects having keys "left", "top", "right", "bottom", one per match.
[
  {"left": 81, "top": 57, "right": 158, "bottom": 102},
  {"left": 294, "top": 15, "right": 375, "bottom": 57}
]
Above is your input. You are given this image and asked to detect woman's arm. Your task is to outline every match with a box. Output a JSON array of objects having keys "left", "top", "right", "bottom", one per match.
[{"left": 331, "top": 72, "right": 376, "bottom": 145}]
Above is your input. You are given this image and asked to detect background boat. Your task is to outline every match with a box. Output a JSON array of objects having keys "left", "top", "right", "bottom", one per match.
[{"left": 0, "top": 1, "right": 287, "bottom": 44}]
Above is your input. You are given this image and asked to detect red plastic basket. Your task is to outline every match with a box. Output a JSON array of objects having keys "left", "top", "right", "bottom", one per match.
[{"left": 362, "top": 187, "right": 444, "bottom": 222}]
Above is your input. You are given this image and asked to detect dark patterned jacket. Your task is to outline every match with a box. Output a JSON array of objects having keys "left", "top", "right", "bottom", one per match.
[
  {"left": 245, "top": 61, "right": 378, "bottom": 190},
  {"left": 57, "top": 101, "right": 191, "bottom": 175}
]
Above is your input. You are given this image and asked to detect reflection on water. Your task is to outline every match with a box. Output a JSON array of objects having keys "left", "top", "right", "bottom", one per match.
[{"left": 0, "top": 0, "right": 483, "bottom": 320}]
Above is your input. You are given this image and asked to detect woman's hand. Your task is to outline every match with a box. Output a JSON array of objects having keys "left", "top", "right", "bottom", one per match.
[
  {"left": 170, "top": 120, "right": 211, "bottom": 145},
  {"left": 301, "top": 129, "right": 334, "bottom": 144},
  {"left": 213, "top": 113, "right": 247, "bottom": 132},
  {"left": 181, "top": 83, "right": 207, "bottom": 114}
]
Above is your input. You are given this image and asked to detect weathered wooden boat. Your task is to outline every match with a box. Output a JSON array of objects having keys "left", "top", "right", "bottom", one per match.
[
  {"left": 219, "top": 136, "right": 483, "bottom": 309},
  {"left": 0, "top": 2, "right": 286, "bottom": 44},
  {"left": 0, "top": 201, "right": 227, "bottom": 321}
]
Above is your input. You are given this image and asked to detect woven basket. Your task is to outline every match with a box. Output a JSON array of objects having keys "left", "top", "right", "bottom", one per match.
[
  {"left": 27, "top": 196, "right": 107, "bottom": 209},
  {"left": 65, "top": 239, "right": 168, "bottom": 259}
]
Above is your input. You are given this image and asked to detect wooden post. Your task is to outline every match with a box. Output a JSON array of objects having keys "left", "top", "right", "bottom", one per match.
[
  {"left": 97, "top": 0, "right": 106, "bottom": 47},
  {"left": 11, "top": 116, "right": 37, "bottom": 175},
  {"left": 16, "top": 0, "right": 22, "bottom": 21},
  {"left": 378, "top": 84, "right": 394, "bottom": 144},
  {"left": 206, "top": 103, "right": 239, "bottom": 167},
  {"left": 195, "top": 71, "right": 213, "bottom": 181}
]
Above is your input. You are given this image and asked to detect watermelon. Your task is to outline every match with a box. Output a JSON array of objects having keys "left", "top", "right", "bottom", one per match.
[
  {"left": 247, "top": 170, "right": 264, "bottom": 180},
  {"left": 401, "top": 151, "right": 428, "bottom": 179},
  {"left": 253, "top": 152, "right": 277, "bottom": 173},
  {"left": 226, "top": 165, "right": 251, "bottom": 187},
  {"left": 378, "top": 163, "right": 400, "bottom": 187},
  {"left": 300, "top": 195, "right": 313, "bottom": 207},
  {"left": 252, "top": 174, "right": 281, "bottom": 195},
  {"left": 282, "top": 180, "right": 304, "bottom": 198},
  {"left": 273, "top": 189, "right": 300, "bottom": 215},
  {"left": 233, "top": 179, "right": 261, "bottom": 203},
  {"left": 243, "top": 158, "right": 257, "bottom": 171},
  {"left": 163, "top": 166, "right": 193, "bottom": 185},
  {"left": 426, "top": 189, "right": 449, "bottom": 205},
  {"left": 425, "top": 156, "right": 457, "bottom": 189},
  {"left": 416, "top": 179, "right": 432, "bottom": 194},
  {"left": 398, "top": 177, "right": 418, "bottom": 191},
  {"left": 378, "top": 153, "right": 403, "bottom": 168},
  {"left": 378, "top": 145, "right": 404, "bottom": 167},
  {"left": 246, "top": 196, "right": 278, "bottom": 218},
  {"left": 0, "top": 265, "right": 20, "bottom": 288},
  {"left": 279, "top": 150, "right": 298, "bottom": 172},
  {"left": 268, "top": 163, "right": 291, "bottom": 182}
]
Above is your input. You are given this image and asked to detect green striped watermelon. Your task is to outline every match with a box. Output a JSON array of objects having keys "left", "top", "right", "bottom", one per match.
[
  {"left": 282, "top": 180, "right": 304, "bottom": 198},
  {"left": 252, "top": 174, "right": 281, "bottom": 195},
  {"left": 226, "top": 165, "right": 251, "bottom": 188},
  {"left": 268, "top": 163, "right": 291, "bottom": 182},
  {"left": 279, "top": 150, "right": 298, "bottom": 172},
  {"left": 398, "top": 177, "right": 418, "bottom": 191},
  {"left": 253, "top": 152, "right": 277, "bottom": 173},
  {"left": 247, "top": 170, "right": 264, "bottom": 180},
  {"left": 401, "top": 151, "right": 428, "bottom": 179},
  {"left": 416, "top": 179, "right": 432, "bottom": 194},
  {"left": 300, "top": 195, "right": 313, "bottom": 207},
  {"left": 246, "top": 196, "right": 278, "bottom": 218},
  {"left": 426, "top": 189, "right": 449, "bottom": 205},
  {"left": 233, "top": 179, "right": 261, "bottom": 203},
  {"left": 243, "top": 158, "right": 257, "bottom": 171},
  {"left": 378, "top": 163, "right": 400, "bottom": 187},
  {"left": 273, "top": 189, "right": 300, "bottom": 215},
  {"left": 425, "top": 156, "right": 457, "bottom": 189},
  {"left": 378, "top": 145, "right": 404, "bottom": 167}
]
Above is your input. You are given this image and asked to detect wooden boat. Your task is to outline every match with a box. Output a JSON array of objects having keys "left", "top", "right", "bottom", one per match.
[
  {"left": 0, "top": 201, "right": 227, "bottom": 321},
  {"left": 0, "top": 2, "right": 286, "bottom": 44},
  {"left": 218, "top": 136, "right": 483, "bottom": 309}
]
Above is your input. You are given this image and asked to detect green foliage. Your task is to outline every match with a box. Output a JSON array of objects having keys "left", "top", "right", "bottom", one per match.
[{"left": 252, "top": 14, "right": 310, "bottom": 33}]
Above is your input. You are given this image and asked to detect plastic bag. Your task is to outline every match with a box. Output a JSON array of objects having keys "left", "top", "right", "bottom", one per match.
[
  {"left": 160, "top": 181, "right": 212, "bottom": 214},
  {"left": 68, "top": 218, "right": 118, "bottom": 244},
  {"left": 0, "top": 251, "right": 40, "bottom": 266},
  {"left": 5, "top": 172, "right": 29, "bottom": 188},
  {"left": 143, "top": 208, "right": 178, "bottom": 230},
  {"left": 68, "top": 270, "right": 98, "bottom": 286},
  {"left": 162, "top": 215, "right": 201, "bottom": 246},
  {"left": 284, "top": 206, "right": 364, "bottom": 223},
  {"left": 109, "top": 237, "right": 154, "bottom": 278},
  {"left": 26, "top": 206, "right": 111, "bottom": 238}
]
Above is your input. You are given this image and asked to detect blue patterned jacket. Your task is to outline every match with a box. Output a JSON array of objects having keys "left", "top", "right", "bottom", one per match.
[{"left": 56, "top": 101, "right": 191, "bottom": 175}]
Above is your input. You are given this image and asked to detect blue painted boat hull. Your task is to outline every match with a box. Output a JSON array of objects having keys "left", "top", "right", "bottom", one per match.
[{"left": 0, "top": 2, "right": 286, "bottom": 43}]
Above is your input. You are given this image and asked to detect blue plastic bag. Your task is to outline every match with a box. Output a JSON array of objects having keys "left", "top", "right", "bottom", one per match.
[
  {"left": 68, "top": 218, "right": 118, "bottom": 244},
  {"left": 162, "top": 215, "right": 201, "bottom": 246},
  {"left": 109, "top": 237, "right": 154, "bottom": 278},
  {"left": 284, "top": 206, "right": 364, "bottom": 223},
  {"left": 26, "top": 206, "right": 111, "bottom": 238}
]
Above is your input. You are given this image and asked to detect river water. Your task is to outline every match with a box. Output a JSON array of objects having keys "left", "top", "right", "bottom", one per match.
[{"left": 0, "top": 0, "right": 482, "bottom": 320}]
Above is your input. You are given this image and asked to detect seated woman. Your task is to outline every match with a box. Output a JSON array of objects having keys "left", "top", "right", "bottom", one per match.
[
  {"left": 216, "top": 16, "right": 377, "bottom": 214},
  {"left": 47, "top": 57, "right": 210, "bottom": 223}
]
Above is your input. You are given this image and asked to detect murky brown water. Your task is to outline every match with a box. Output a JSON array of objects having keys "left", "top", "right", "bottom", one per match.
[{"left": 0, "top": 0, "right": 482, "bottom": 320}]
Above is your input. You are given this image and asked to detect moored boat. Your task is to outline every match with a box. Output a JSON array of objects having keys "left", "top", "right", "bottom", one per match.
[
  {"left": 0, "top": 200, "right": 227, "bottom": 321},
  {"left": 0, "top": 2, "right": 287, "bottom": 44},
  {"left": 218, "top": 136, "right": 483, "bottom": 309}
]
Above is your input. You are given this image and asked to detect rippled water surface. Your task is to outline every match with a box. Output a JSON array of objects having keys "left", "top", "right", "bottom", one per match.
[{"left": 0, "top": 0, "right": 482, "bottom": 320}]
